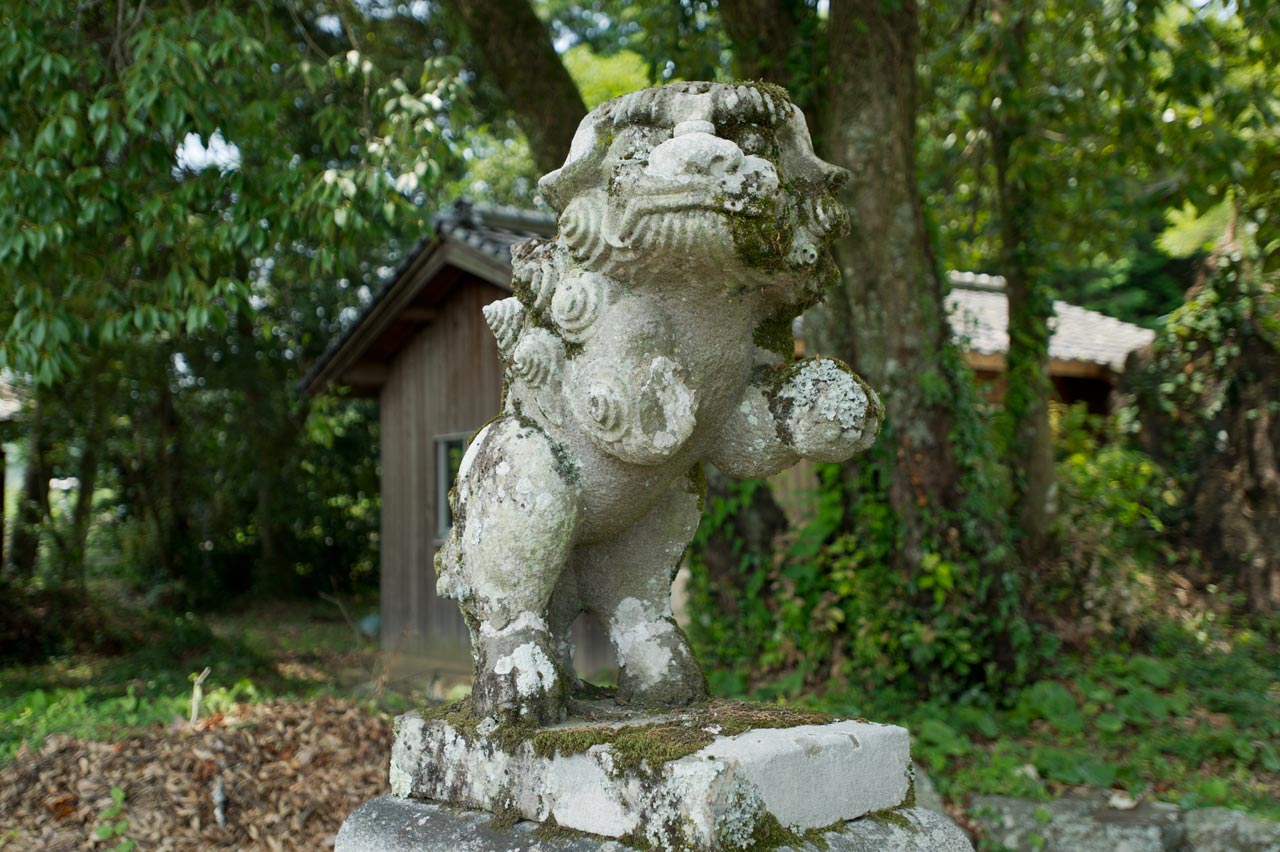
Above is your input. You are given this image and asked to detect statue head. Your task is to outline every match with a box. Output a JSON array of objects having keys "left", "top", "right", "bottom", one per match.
[{"left": 538, "top": 82, "right": 849, "bottom": 300}]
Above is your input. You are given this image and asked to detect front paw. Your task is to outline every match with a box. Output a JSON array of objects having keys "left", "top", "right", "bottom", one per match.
[{"left": 772, "top": 357, "right": 882, "bottom": 461}]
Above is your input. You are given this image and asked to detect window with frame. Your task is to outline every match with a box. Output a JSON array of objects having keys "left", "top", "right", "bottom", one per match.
[{"left": 435, "top": 433, "right": 470, "bottom": 542}]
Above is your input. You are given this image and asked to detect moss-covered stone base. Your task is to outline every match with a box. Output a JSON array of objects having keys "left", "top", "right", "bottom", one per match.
[{"left": 392, "top": 695, "right": 913, "bottom": 852}]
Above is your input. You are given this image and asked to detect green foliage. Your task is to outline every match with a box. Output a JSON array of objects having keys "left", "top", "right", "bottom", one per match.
[
  {"left": 561, "top": 46, "right": 653, "bottom": 108},
  {"left": 94, "top": 786, "right": 136, "bottom": 852},
  {"left": 1047, "top": 404, "right": 1184, "bottom": 639},
  {"left": 0, "top": 678, "right": 258, "bottom": 766},
  {"left": 689, "top": 439, "right": 1037, "bottom": 699},
  {"left": 0, "top": 0, "right": 491, "bottom": 605},
  {"left": 448, "top": 126, "right": 540, "bottom": 205},
  {"left": 1136, "top": 244, "right": 1280, "bottom": 469},
  {"left": 0, "top": 597, "right": 408, "bottom": 767},
  {"left": 685, "top": 478, "right": 791, "bottom": 689},
  {"left": 542, "top": 0, "right": 729, "bottom": 84},
  {"left": 920, "top": 1, "right": 1168, "bottom": 285},
  {"left": 1052, "top": 234, "right": 1196, "bottom": 329},
  {"left": 1160, "top": 201, "right": 1236, "bottom": 259},
  {"left": 0, "top": 606, "right": 271, "bottom": 764},
  {"left": 0, "top": 0, "right": 459, "bottom": 384},
  {"left": 796, "top": 621, "right": 1280, "bottom": 820}
]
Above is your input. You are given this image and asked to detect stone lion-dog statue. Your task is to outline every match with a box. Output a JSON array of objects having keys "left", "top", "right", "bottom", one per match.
[{"left": 436, "top": 81, "right": 882, "bottom": 725}]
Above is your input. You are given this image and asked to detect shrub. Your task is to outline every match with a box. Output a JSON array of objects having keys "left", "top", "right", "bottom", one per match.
[{"left": 1047, "top": 404, "right": 1183, "bottom": 643}]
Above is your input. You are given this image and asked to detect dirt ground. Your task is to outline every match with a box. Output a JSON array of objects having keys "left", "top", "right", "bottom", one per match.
[{"left": 0, "top": 698, "right": 391, "bottom": 851}]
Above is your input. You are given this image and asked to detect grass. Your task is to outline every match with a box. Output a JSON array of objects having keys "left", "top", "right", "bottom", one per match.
[{"left": 0, "top": 594, "right": 420, "bottom": 766}]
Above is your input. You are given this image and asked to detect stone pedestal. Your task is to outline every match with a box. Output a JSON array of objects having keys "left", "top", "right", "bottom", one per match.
[
  {"left": 336, "top": 700, "right": 973, "bottom": 852},
  {"left": 336, "top": 796, "right": 974, "bottom": 851}
]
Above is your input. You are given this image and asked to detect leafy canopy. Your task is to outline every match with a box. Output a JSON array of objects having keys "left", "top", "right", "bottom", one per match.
[{"left": 0, "top": 0, "right": 459, "bottom": 384}]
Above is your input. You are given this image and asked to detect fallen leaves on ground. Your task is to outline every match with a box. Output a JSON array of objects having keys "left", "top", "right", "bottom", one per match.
[{"left": 0, "top": 698, "right": 391, "bottom": 851}]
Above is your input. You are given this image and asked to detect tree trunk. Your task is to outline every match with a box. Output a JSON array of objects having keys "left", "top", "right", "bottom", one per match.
[
  {"left": 440, "top": 0, "right": 588, "bottom": 175},
  {"left": 155, "top": 372, "right": 193, "bottom": 589},
  {"left": 8, "top": 395, "right": 50, "bottom": 581},
  {"left": 67, "top": 413, "right": 101, "bottom": 590},
  {"left": 717, "top": 0, "right": 805, "bottom": 96},
  {"left": 1192, "top": 352, "right": 1280, "bottom": 615},
  {"left": 988, "top": 4, "right": 1057, "bottom": 561},
  {"left": 807, "top": 0, "right": 981, "bottom": 573}
]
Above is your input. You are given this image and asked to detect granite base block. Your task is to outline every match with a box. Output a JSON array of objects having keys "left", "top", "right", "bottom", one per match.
[
  {"left": 336, "top": 795, "right": 975, "bottom": 852},
  {"left": 389, "top": 710, "right": 911, "bottom": 849}
]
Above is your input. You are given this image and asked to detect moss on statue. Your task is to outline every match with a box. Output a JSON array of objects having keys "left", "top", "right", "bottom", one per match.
[
  {"left": 745, "top": 812, "right": 843, "bottom": 851},
  {"left": 487, "top": 804, "right": 523, "bottom": 832},
  {"left": 729, "top": 196, "right": 792, "bottom": 272},
  {"left": 531, "top": 814, "right": 599, "bottom": 843},
  {"left": 865, "top": 808, "right": 918, "bottom": 834},
  {"left": 752, "top": 306, "right": 801, "bottom": 361},
  {"left": 413, "top": 696, "right": 912, "bottom": 852},
  {"left": 529, "top": 699, "right": 833, "bottom": 777},
  {"left": 419, "top": 695, "right": 835, "bottom": 780}
]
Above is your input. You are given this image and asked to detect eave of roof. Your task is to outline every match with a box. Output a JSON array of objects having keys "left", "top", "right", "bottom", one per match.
[{"left": 300, "top": 200, "right": 555, "bottom": 397}]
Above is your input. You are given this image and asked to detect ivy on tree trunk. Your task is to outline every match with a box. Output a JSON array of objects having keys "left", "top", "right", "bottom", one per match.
[
  {"left": 987, "top": 2, "right": 1057, "bottom": 562},
  {"left": 1132, "top": 236, "right": 1280, "bottom": 616},
  {"left": 8, "top": 395, "right": 50, "bottom": 581}
]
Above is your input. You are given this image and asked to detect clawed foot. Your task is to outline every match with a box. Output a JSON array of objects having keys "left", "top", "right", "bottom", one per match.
[
  {"left": 610, "top": 599, "right": 708, "bottom": 708},
  {"left": 773, "top": 357, "right": 881, "bottom": 461}
]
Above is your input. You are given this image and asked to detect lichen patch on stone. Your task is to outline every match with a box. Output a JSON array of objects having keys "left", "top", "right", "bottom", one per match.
[{"left": 494, "top": 642, "right": 559, "bottom": 698}]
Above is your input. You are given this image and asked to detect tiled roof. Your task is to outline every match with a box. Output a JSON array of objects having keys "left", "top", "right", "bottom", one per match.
[
  {"left": 433, "top": 199, "right": 556, "bottom": 259},
  {"left": 945, "top": 272, "right": 1155, "bottom": 371}
]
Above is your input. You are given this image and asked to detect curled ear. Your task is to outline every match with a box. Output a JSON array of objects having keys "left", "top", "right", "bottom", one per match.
[
  {"left": 539, "top": 155, "right": 606, "bottom": 213},
  {"left": 538, "top": 114, "right": 612, "bottom": 212}
]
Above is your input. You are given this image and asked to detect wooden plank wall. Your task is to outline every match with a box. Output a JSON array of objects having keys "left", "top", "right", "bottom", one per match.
[
  {"left": 380, "top": 280, "right": 507, "bottom": 662},
  {"left": 766, "top": 460, "right": 819, "bottom": 527},
  {"left": 379, "top": 276, "right": 615, "bottom": 677}
]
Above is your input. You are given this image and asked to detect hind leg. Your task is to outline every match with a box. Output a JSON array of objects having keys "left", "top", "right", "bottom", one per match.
[
  {"left": 545, "top": 563, "right": 585, "bottom": 692},
  {"left": 574, "top": 477, "right": 707, "bottom": 708},
  {"left": 435, "top": 417, "right": 582, "bottom": 724}
]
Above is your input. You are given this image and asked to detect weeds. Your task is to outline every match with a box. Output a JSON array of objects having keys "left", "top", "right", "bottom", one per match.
[{"left": 784, "top": 620, "right": 1280, "bottom": 820}]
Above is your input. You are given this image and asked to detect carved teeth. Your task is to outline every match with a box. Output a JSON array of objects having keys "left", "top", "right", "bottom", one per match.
[
  {"left": 788, "top": 240, "right": 819, "bottom": 267},
  {"left": 482, "top": 298, "right": 524, "bottom": 359}
]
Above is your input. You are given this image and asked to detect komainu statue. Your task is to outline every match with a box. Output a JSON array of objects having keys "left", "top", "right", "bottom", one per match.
[{"left": 436, "top": 81, "right": 882, "bottom": 725}]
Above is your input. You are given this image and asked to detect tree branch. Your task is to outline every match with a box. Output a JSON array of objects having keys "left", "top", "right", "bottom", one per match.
[{"left": 438, "top": 0, "right": 587, "bottom": 176}]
